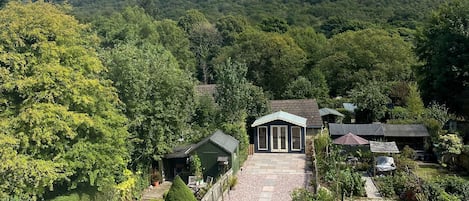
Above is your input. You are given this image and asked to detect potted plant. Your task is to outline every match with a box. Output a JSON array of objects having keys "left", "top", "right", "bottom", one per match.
[{"left": 151, "top": 171, "right": 162, "bottom": 187}]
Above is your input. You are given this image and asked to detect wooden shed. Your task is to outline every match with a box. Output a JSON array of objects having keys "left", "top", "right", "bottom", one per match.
[{"left": 163, "top": 130, "right": 239, "bottom": 181}]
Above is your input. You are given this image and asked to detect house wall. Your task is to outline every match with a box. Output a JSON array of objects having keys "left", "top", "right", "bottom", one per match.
[
  {"left": 194, "top": 142, "right": 233, "bottom": 179},
  {"left": 254, "top": 120, "right": 305, "bottom": 153}
]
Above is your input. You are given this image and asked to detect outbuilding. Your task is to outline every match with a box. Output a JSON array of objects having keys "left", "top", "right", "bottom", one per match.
[{"left": 251, "top": 111, "right": 307, "bottom": 153}]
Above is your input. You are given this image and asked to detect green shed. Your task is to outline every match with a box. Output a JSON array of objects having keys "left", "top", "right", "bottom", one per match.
[{"left": 164, "top": 130, "right": 239, "bottom": 181}]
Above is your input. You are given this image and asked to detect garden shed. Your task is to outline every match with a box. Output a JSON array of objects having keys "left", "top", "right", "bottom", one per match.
[
  {"left": 163, "top": 130, "right": 239, "bottom": 181},
  {"left": 251, "top": 111, "right": 306, "bottom": 153}
]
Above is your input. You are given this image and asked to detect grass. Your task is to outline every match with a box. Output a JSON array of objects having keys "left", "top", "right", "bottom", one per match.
[{"left": 415, "top": 163, "right": 469, "bottom": 181}]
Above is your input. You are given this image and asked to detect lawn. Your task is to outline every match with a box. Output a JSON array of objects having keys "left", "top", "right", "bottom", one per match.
[{"left": 415, "top": 163, "right": 469, "bottom": 181}]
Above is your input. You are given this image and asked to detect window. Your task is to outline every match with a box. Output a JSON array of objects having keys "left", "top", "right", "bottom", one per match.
[
  {"left": 258, "top": 127, "right": 267, "bottom": 150},
  {"left": 291, "top": 127, "right": 301, "bottom": 151}
]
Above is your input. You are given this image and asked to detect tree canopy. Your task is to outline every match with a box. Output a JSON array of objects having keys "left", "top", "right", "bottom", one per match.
[
  {"left": 0, "top": 2, "right": 129, "bottom": 199},
  {"left": 416, "top": 0, "right": 469, "bottom": 117}
]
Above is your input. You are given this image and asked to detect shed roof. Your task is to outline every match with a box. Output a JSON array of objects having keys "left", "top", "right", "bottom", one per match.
[
  {"left": 370, "top": 141, "right": 400, "bottom": 153},
  {"left": 251, "top": 111, "right": 307, "bottom": 127},
  {"left": 382, "top": 124, "right": 429, "bottom": 137},
  {"left": 329, "top": 123, "right": 384, "bottom": 136},
  {"left": 206, "top": 130, "right": 239, "bottom": 153},
  {"left": 319, "top": 108, "right": 345, "bottom": 117},
  {"left": 270, "top": 99, "right": 322, "bottom": 128},
  {"left": 165, "top": 130, "right": 239, "bottom": 159}
]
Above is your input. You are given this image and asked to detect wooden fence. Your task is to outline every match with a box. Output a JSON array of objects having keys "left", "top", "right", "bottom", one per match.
[
  {"left": 248, "top": 144, "right": 254, "bottom": 155},
  {"left": 200, "top": 169, "right": 233, "bottom": 201}
]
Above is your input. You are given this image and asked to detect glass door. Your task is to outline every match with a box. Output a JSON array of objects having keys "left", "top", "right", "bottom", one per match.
[{"left": 271, "top": 126, "right": 288, "bottom": 152}]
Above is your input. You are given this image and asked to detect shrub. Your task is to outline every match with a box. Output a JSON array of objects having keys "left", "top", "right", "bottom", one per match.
[
  {"left": 375, "top": 176, "right": 395, "bottom": 198},
  {"left": 291, "top": 188, "right": 334, "bottom": 201},
  {"left": 165, "top": 175, "right": 196, "bottom": 201},
  {"left": 338, "top": 168, "right": 365, "bottom": 197}
]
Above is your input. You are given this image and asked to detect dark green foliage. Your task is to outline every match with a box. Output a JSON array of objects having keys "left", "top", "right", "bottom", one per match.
[
  {"left": 102, "top": 43, "right": 196, "bottom": 165},
  {"left": 349, "top": 81, "right": 391, "bottom": 122},
  {"left": 338, "top": 168, "right": 365, "bottom": 197},
  {"left": 291, "top": 188, "right": 334, "bottom": 201},
  {"left": 260, "top": 17, "right": 289, "bottom": 33},
  {"left": 415, "top": 0, "right": 469, "bottom": 118},
  {"left": 216, "top": 15, "right": 249, "bottom": 46},
  {"left": 165, "top": 175, "right": 197, "bottom": 201},
  {"left": 219, "top": 30, "right": 306, "bottom": 98},
  {"left": 418, "top": 176, "right": 469, "bottom": 201}
]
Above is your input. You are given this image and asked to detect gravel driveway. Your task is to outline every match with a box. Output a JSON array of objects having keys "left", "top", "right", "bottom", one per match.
[{"left": 225, "top": 153, "right": 312, "bottom": 201}]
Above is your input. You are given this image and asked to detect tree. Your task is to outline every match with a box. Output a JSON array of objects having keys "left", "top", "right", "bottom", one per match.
[
  {"left": 214, "top": 58, "right": 249, "bottom": 124},
  {"left": 155, "top": 19, "right": 196, "bottom": 72},
  {"left": 287, "top": 27, "right": 327, "bottom": 66},
  {"left": 216, "top": 15, "right": 249, "bottom": 46},
  {"left": 349, "top": 81, "right": 391, "bottom": 122},
  {"left": 102, "top": 43, "right": 195, "bottom": 168},
  {"left": 435, "top": 134, "right": 463, "bottom": 168},
  {"left": 218, "top": 30, "right": 306, "bottom": 98},
  {"left": 260, "top": 17, "right": 289, "bottom": 33},
  {"left": 189, "top": 22, "right": 222, "bottom": 84},
  {"left": 165, "top": 175, "right": 197, "bottom": 201},
  {"left": 415, "top": 0, "right": 469, "bottom": 118},
  {"left": 0, "top": 2, "right": 129, "bottom": 198},
  {"left": 282, "top": 76, "right": 317, "bottom": 99},
  {"left": 92, "top": 6, "right": 159, "bottom": 48},
  {"left": 406, "top": 83, "right": 425, "bottom": 119},
  {"left": 317, "top": 29, "right": 416, "bottom": 96},
  {"left": 178, "top": 9, "right": 209, "bottom": 33}
]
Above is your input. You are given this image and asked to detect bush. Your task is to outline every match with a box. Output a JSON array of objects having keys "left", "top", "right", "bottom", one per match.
[
  {"left": 375, "top": 176, "right": 395, "bottom": 198},
  {"left": 291, "top": 188, "right": 334, "bottom": 201},
  {"left": 338, "top": 168, "right": 365, "bottom": 197},
  {"left": 165, "top": 175, "right": 196, "bottom": 201}
]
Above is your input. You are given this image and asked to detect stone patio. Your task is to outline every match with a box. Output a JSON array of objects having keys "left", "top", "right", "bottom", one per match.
[{"left": 224, "top": 153, "right": 312, "bottom": 201}]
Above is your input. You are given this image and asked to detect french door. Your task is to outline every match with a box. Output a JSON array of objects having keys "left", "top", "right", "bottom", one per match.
[{"left": 271, "top": 126, "right": 288, "bottom": 152}]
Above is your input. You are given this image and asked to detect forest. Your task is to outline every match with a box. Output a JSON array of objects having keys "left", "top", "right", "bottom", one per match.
[{"left": 0, "top": 0, "right": 468, "bottom": 200}]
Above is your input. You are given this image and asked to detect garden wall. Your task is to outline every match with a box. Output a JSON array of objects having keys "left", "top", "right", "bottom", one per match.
[{"left": 200, "top": 169, "right": 233, "bottom": 201}]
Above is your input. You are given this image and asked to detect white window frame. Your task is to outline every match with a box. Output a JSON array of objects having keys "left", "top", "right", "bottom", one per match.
[
  {"left": 257, "top": 126, "right": 268, "bottom": 150},
  {"left": 271, "top": 125, "right": 288, "bottom": 152},
  {"left": 291, "top": 126, "right": 302, "bottom": 151}
]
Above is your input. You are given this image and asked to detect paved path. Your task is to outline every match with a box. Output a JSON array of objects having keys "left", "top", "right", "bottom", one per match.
[
  {"left": 142, "top": 181, "right": 172, "bottom": 201},
  {"left": 362, "top": 173, "right": 383, "bottom": 200},
  {"left": 225, "top": 153, "right": 312, "bottom": 201}
]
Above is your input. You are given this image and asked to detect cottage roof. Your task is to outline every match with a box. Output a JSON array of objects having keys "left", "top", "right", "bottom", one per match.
[
  {"left": 270, "top": 99, "right": 322, "bottom": 128},
  {"left": 164, "top": 130, "right": 239, "bottom": 159},
  {"left": 251, "top": 111, "right": 307, "bottom": 127},
  {"left": 382, "top": 124, "right": 429, "bottom": 137},
  {"left": 329, "top": 123, "right": 384, "bottom": 136},
  {"left": 370, "top": 141, "right": 400, "bottom": 153},
  {"left": 319, "top": 108, "right": 345, "bottom": 117}
]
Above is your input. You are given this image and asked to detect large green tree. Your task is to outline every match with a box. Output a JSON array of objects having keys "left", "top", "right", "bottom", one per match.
[
  {"left": 102, "top": 42, "right": 195, "bottom": 167},
  {"left": 0, "top": 2, "right": 129, "bottom": 199},
  {"left": 317, "top": 28, "right": 416, "bottom": 96},
  {"left": 415, "top": 0, "right": 469, "bottom": 117},
  {"left": 218, "top": 29, "right": 306, "bottom": 98}
]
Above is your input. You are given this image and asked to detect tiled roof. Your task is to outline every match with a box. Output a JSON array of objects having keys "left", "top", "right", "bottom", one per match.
[
  {"left": 270, "top": 99, "right": 322, "bottom": 128},
  {"left": 382, "top": 124, "right": 429, "bottom": 137},
  {"left": 329, "top": 123, "right": 430, "bottom": 137},
  {"left": 329, "top": 123, "right": 384, "bottom": 136},
  {"left": 251, "top": 111, "right": 307, "bottom": 127}
]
